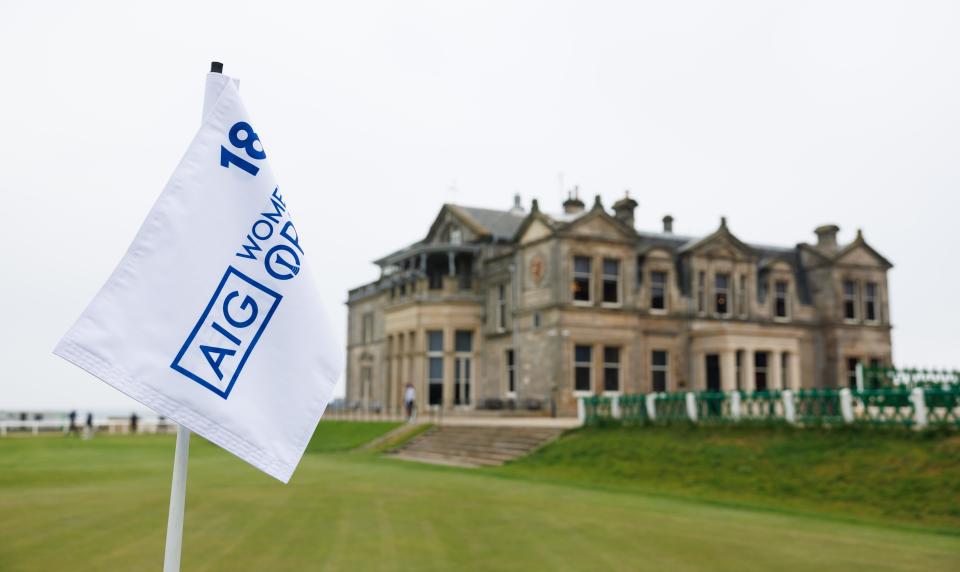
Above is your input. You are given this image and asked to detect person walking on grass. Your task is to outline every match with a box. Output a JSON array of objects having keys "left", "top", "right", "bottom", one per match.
[{"left": 404, "top": 383, "right": 416, "bottom": 423}]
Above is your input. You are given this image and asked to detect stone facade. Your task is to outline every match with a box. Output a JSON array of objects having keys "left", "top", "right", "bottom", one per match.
[{"left": 346, "top": 193, "right": 893, "bottom": 416}]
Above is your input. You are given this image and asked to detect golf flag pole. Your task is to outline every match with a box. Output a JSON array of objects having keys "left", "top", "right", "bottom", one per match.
[
  {"left": 163, "top": 424, "right": 190, "bottom": 572},
  {"left": 54, "top": 57, "right": 342, "bottom": 567},
  {"left": 160, "top": 61, "right": 222, "bottom": 572}
]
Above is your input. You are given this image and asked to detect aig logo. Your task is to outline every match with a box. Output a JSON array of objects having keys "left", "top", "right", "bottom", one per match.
[{"left": 171, "top": 267, "right": 282, "bottom": 398}]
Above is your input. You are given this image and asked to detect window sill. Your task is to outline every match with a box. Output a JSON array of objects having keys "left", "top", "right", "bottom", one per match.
[
  {"left": 601, "top": 302, "right": 622, "bottom": 309},
  {"left": 572, "top": 390, "right": 594, "bottom": 397},
  {"left": 649, "top": 308, "right": 668, "bottom": 315},
  {"left": 572, "top": 300, "right": 593, "bottom": 307}
]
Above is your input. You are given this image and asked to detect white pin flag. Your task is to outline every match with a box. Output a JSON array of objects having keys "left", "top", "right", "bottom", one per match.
[{"left": 54, "top": 69, "right": 341, "bottom": 484}]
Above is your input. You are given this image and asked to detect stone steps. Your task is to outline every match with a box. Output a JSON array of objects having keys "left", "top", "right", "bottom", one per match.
[{"left": 386, "top": 425, "right": 564, "bottom": 468}]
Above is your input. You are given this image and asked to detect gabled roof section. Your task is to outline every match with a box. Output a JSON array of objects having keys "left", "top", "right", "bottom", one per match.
[
  {"left": 512, "top": 199, "right": 557, "bottom": 242},
  {"left": 556, "top": 195, "right": 636, "bottom": 239},
  {"left": 677, "top": 217, "right": 754, "bottom": 258},
  {"left": 424, "top": 203, "right": 526, "bottom": 243},
  {"left": 834, "top": 230, "right": 894, "bottom": 269}
]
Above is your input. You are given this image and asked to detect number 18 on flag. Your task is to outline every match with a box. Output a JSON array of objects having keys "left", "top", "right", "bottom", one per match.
[{"left": 55, "top": 68, "right": 342, "bottom": 484}]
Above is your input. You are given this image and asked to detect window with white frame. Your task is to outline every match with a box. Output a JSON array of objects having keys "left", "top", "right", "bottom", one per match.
[
  {"left": 715, "top": 273, "right": 731, "bottom": 316},
  {"left": 572, "top": 256, "right": 591, "bottom": 302},
  {"left": 774, "top": 280, "right": 789, "bottom": 318},
  {"left": 427, "top": 330, "right": 444, "bottom": 406},
  {"left": 843, "top": 280, "right": 858, "bottom": 321},
  {"left": 505, "top": 349, "right": 516, "bottom": 396},
  {"left": 846, "top": 356, "right": 860, "bottom": 388},
  {"left": 754, "top": 351, "right": 768, "bottom": 391},
  {"left": 603, "top": 346, "right": 621, "bottom": 393},
  {"left": 650, "top": 270, "right": 667, "bottom": 311},
  {"left": 602, "top": 258, "right": 620, "bottom": 304},
  {"left": 454, "top": 330, "right": 472, "bottom": 406},
  {"left": 864, "top": 282, "right": 878, "bottom": 322},
  {"left": 573, "top": 345, "right": 592, "bottom": 393},
  {"left": 651, "top": 350, "right": 669, "bottom": 392}
]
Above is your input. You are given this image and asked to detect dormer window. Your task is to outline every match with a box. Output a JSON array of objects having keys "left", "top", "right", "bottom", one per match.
[
  {"left": 602, "top": 258, "right": 620, "bottom": 305},
  {"left": 572, "top": 256, "right": 592, "bottom": 303},
  {"left": 842, "top": 280, "right": 857, "bottom": 321},
  {"left": 774, "top": 280, "right": 789, "bottom": 318},
  {"left": 715, "top": 273, "right": 730, "bottom": 316},
  {"left": 650, "top": 271, "right": 667, "bottom": 311},
  {"left": 864, "top": 282, "right": 878, "bottom": 322}
]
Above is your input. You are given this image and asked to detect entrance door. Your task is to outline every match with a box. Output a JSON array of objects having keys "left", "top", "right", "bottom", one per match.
[
  {"left": 705, "top": 354, "right": 721, "bottom": 392},
  {"left": 705, "top": 354, "right": 722, "bottom": 417}
]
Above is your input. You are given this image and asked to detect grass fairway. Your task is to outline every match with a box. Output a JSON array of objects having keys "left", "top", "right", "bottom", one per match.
[
  {"left": 1, "top": 424, "right": 958, "bottom": 571},
  {"left": 496, "top": 424, "right": 960, "bottom": 530}
]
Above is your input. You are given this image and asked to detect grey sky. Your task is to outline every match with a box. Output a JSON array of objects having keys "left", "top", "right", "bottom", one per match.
[{"left": 2, "top": 1, "right": 958, "bottom": 411}]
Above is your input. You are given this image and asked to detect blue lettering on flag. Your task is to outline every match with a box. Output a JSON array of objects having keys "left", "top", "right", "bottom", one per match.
[{"left": 171, "top": 267, "right": 282, "bottom": 399}]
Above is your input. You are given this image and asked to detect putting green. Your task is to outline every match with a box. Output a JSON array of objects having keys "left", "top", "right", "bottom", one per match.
[{"left": 0, "top": 427, "right": 957, "bottom": 571}]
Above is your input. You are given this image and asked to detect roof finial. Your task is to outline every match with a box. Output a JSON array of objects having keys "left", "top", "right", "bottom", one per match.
[{"left": 720, "top": 216, "right": 728, "bottom": 229}]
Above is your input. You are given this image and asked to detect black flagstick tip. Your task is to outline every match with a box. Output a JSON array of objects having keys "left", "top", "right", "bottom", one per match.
[{"left": 210, "top": 61, "right": 224, "bottom": 74}]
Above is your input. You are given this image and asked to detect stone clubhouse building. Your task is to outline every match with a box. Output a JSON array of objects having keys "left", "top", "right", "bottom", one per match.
[{"left": 346, "top": 192, "right": 893, "bottom": 416}]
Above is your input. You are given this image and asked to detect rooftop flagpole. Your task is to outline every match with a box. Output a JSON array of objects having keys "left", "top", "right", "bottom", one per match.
[{"left": 161, "top": 60, "right": 223, "bottom": 572}]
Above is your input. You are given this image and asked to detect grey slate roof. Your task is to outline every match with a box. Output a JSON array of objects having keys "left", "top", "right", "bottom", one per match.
[{"left": 457, "top": 206, "right": 526, "bottom": 241}]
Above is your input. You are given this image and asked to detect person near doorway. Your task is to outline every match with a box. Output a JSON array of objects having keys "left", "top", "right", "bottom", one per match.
[{"left": 404, "top": 383, "right": 416, "bottom": 422}]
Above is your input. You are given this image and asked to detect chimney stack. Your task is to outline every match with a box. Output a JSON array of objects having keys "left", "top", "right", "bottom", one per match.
[
  {"left": 562, "top": 186, "right": 585, "bottom": 215},
  {"left": 612, "top": 192, "right": 638, "bottom": 228},
  {"left": 814, "top": 224, "right": 840, "bottom": 252},
  {"left": 662, "top": 215, "right": 674, "bottom": 233},
  {"left": 510, "top": 192, "right": 524, "bottom": 215}
]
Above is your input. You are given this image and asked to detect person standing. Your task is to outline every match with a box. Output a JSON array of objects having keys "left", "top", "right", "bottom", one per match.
[
  {"left": 66, "top": 410, "right": 79, "bottom": 437},
  {"left": 84, "top": 412, "right": 94, "bottom": 440},
  {"left": 404, "top": 383, "right": 416, "bottom": 423},
  {"left": 129, "top": 412, "right": 139, "bottom": 434}
]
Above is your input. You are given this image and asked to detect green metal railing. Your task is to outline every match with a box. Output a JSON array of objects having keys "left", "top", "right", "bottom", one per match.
[
  {"left": 654, "top": 393, "right": 688, "bottom": 423},
  {"left": 861, "top": 365, "right": 960, "bottom": 390},
  {"left": 795, "top": 389, "right": 843, "bottom": 425},
  {"left": 739, "top": 390, "right": 782, "bottom": 421},
  {"left": 617, "top": 394, "right": 650, "bottom": 424},
  {"left": 925, "top": 387, "right": 960, "bottom": 427},
  {"left": 854, "top": 387, "right": 914, "bottom": 426},
  {"left": 581, "top": 386, "right": 960, "bottom": 430}
]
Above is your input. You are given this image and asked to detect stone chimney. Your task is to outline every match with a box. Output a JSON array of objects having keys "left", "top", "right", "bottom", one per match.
[
  {"left": 612, "top": 192, "right": 638, "bottom": 228},
  {"left": 562, "top": 186, "right": 585, "bottom": 215},
  {"left": 662, "top": 215, "right": 674, "bottom": 233},
  {"left": 814, "top": 224, "right": 840, "bottom": 252},
  {"left": 509, "top": 192, "right": 524, "bottom": 215}
]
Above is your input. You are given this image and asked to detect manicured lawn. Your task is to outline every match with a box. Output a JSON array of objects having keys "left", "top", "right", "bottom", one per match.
[
  {"left": 305, "top": 420, "right": 402, "bottom": 453},
  {"left": 495, "top": 424, "right": 960, "bottom": 530},
  {"left": 0, "top": 424, "right": 957, "bottom": 571}
]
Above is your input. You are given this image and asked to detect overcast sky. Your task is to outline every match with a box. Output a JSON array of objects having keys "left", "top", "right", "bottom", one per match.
[{"left": 2, "top": 1, "right": 958, "bottom": 412}]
